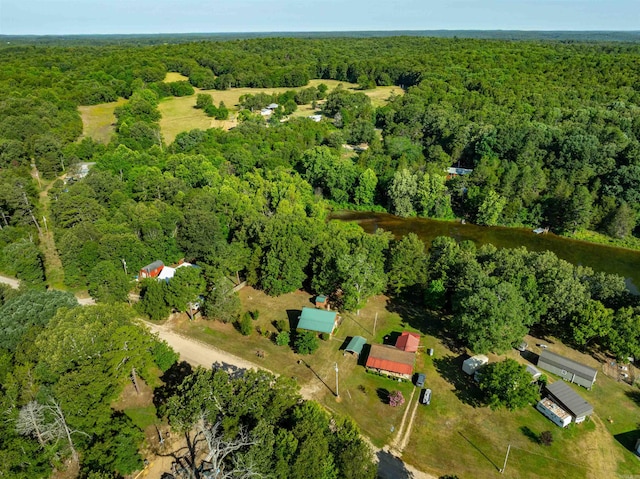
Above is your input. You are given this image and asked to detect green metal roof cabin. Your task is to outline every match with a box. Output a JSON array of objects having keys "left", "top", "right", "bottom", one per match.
[{"left": 297, "top": 307, "right": 338, "bottom": 335}]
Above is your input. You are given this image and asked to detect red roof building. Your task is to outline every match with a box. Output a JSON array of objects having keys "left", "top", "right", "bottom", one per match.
[
  {"left": 395, "top": 332, "right": 420, "bottom": 352},
  {"left": 365, "top": 344, "right": 416, "bottom": 380}
]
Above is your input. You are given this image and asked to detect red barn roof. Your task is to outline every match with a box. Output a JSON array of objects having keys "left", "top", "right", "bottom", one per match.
[
  {"left": 395, "top": 332, "right": 420, "bottom": 352},
  {"left": 366, "top": 344, "right": 415, "bottom": 376}
]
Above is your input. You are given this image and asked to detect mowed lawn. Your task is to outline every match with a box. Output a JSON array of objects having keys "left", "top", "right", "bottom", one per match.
[
  {"left": 80, "top": 72, "right": 403, "bottom": 145},
  {"left": 175, "top": 287, "right": 640, "bottom": 479}
]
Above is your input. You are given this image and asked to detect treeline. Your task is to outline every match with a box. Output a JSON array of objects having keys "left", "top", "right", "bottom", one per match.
[
  {"left": 0, "top": 288, "right": 179, "bottom": 478},
  {"left": 0, "top": 285, "right": 375, "bottom": 478},
  {"left": 1, "top": 37, "right": 640, "bottom": 238}
]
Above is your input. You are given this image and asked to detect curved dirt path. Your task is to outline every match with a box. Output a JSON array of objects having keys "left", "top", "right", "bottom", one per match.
[{"left": 143, "top": 320, "right": 270, "bottom": 374}]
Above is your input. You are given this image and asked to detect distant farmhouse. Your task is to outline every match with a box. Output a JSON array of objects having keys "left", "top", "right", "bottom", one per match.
[
  {"left": 536, "top": 381, "right": 594, "bottom": 427},
  {"left": 297, "top": 307, "right": 340, "bottom": 337},
  {"left": 537, "top": 350, "right": 597, "bottom": 389}
]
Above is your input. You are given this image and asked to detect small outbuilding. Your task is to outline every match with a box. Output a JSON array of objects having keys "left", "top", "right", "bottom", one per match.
[
  {"left": 526, "top": 364, "right": 542, "bottom": 381},
  {"left": 345, "top": 336, "right": 367, "bottom": 358},
  {"left": 462, "top": 355, "right": 489, "bottom": 376},
  {"left": 545, "top": 381, "right": 594, "bottom": 424},
  {"left": 365, "top": 344, "right": 415, "bottom": 380},
  {"left": 395, "top": 332, "right": 420, "bottom": 352},
  {"left": 537, "top": 350, "right": 597, "bottom": 389},
  {"left": 315, "top": 295, "right": 329, "bottom": 310},
  {"left": 139, "top": 260, "right": 164, "bottom": 279},
  {"left": 297, "top": 307, "right": 339, "bottom": 336}
]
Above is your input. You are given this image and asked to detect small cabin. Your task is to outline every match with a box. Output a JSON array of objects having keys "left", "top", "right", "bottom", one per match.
[{"left": 315, "top": 295, "right": 329, "bottom": 310}]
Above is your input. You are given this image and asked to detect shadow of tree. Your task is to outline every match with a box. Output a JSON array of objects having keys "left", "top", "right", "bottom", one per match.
[
  {"left": 153, "top": 360, "right": 193, "bottom": 410},
  {"left": 520, "top": 425, "right": 541, "bottom": 444},
  {"left": 376, "top": 449, "right": 415, "bottom": 479},
  {"left": 625, "top": 390, "right": 640, "bottom": 407},
  {"left": 433, "top": 355, "right": 484, "bottom": 407},
  {"left": 614, "top": 429, "right": 640, "bottom": 454},
  {"left": 212, "top": 360, "right": 246, "bottom": 380},
  {"left": 385, "top": 296, "right": 466, "bottom": 354},
  {"left": 377, "top": 387, "right": 390, "bottom": 404}
]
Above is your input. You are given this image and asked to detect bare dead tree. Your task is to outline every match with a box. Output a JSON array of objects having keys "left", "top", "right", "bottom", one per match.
[
  {"left": 15, "top": 401, "right": 60, "bottom": 447},
  {"left": 47, "top": 398, "right": 89, "bottom": 464},
  {"left": 199, "top": 421, "right": 264, "bottom": 479}
]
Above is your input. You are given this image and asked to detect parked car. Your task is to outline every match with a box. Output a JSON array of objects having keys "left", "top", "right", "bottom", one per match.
[
  {"left": 517, "top": 341, "right": 527, "bottom": 352},
  {"left": 415, "top": 373, "right": 426, "bottom": 388},
  {"left": 421, "top": 388, "right": 432, "bottom": 405}
]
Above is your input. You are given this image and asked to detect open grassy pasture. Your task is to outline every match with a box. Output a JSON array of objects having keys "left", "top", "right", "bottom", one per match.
[
  {"left": 175, "top": 287, "right": 640, "bottom": 479},
  {"left": 81, "top": 73, "right": 403, "bottom": 145},
  {"left": 78, "top": 98, "right": 126, "bottom": 144}
]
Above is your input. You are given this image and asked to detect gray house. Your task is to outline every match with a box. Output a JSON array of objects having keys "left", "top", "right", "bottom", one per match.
[
  {"left": 545, "top": 381, "right": 594, "bottom": 423},
  {"left": 537, "top": 350, "right": 597, "bottom": 389}
]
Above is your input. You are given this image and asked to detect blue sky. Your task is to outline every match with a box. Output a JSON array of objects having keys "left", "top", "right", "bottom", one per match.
[{"left": 1, "top": 0, "right": 638, "bottom": 35}]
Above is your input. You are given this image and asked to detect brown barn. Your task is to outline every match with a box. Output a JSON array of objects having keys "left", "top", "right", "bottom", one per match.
[{"left": 139, "top": 260, "right": 164, "bottom": 279}]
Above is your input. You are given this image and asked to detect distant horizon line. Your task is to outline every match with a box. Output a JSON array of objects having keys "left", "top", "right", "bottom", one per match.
[{"left": 2, "top": 28, "right": 640, "bottom": 37}]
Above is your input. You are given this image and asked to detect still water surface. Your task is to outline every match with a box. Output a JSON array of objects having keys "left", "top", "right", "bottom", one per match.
[{"left": 331, "top": 211, "right": 640, "bottom": 294}]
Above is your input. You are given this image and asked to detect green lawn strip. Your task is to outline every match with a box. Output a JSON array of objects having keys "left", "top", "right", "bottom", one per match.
[{"left": 124, "top": 405, "right": 158, "bottom": 430}]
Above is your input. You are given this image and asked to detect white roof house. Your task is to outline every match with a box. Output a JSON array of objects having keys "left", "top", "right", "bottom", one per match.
[
  {"left": 308, "top": 114, "right": 322, "bottom": 122},
  {"left": 267, "top": 103, "right": 279, "bottom": 109},
  {"left": 157, "top": 262, "right": 194, "bottom": 281},
  {"left": 260, "top": 109, "right": 272, "bottom": 116}
]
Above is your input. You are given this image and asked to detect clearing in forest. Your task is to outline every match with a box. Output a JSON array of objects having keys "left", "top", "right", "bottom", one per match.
[
  {"left": 80, "top": 76, "right": 402, "bottom": 145},
  {"left": 78, "top": 97, "right": 127, "bottom": 144}
]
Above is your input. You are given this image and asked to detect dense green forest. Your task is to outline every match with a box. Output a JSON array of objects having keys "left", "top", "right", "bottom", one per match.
[{"left": 1, "top": 35, "right": 640, "bottom": 477}]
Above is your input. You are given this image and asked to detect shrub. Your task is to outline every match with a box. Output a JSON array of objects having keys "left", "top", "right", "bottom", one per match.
[
  {"left": 251, "top": 309, "right": 260, "bottom": 321},
  {"left": 294, "top": 331, "right": 319, "bottom": 355},
  {"left": 389, "top": 390, "right": 405, "bottom": 407},
  {"left": 274, "top": 319, "right": 289, "bottom": 332},
  {"left": 275, "top": 331, "right": 290, "bottom": 346},
  {"left": 540, "top": 430, "right": 553, "bottom": 446},
  {"left": 320, "top": 332, "right": 330, "bottom": 341},
  {"left": 238, "top": 313, "right": 252, "bottom": 336}
]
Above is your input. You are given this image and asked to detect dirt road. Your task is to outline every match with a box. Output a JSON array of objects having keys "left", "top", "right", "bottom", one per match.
[
  {"left": 0, "top": 274, "right": 20, "bottom": 289},
  {"left": 143, "top": 321, "right": 270, "bottom": 374}
]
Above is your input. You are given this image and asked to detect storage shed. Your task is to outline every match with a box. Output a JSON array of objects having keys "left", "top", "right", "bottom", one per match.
[
  {"left": 545, "top": 381, "right": 594, "bottom": 423},
  {"left": 537, "top": 350, "right": 597, "bottom": 389},
  {"left": 297, "top": 307, "right": 339, "bottom": 336},
  {"left": 315, "top": 295, "right": 329, "bottom": 309},
  {"left": 345, "top": 336, "right": 366, "bottom": 358},
  {"left": 462, "top": 355, "right": 489, "bottom": 375}
]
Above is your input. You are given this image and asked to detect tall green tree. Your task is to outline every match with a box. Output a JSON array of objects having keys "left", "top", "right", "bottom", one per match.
[{"left": 478, "top": 359, "right": 540, "bottom": 410}]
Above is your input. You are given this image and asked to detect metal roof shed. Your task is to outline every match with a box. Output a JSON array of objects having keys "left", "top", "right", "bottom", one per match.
[
  {"left": 297, "top": 307, "right": 338, "bottom": 335},
  {"left": 546, "top": 381, "right": 594, "bottom": 423},
  {"left": 345, "top": 336, "right": 367, "bottom": 357},
  {"left": 537, "top": 350, "right": 597, "bottom": 389}
]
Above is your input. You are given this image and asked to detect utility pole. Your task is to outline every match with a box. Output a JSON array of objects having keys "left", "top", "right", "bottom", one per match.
[
  {"left": 334, "top": 362, "right": 339, "bottom": 397},
  {"left": 500, "top": 444, "right": 511, "bottom": 474},
  {"left": 121, "top": 258, "right": 128, "bottom": 275},
  {"left": 42, "top": 216, "right": 48, "bottom": 233}
]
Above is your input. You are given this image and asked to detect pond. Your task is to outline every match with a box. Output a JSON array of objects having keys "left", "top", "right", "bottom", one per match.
[{"left": 331, "top": 211, "right": 640, "bottom": 294}]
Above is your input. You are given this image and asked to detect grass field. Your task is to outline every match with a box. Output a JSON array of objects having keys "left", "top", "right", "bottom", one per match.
[
  {"left": 80, "top": 75, "right": 403, "bottom": 145},
  {"left": 173, "top": 287, "right": 640, "bottom": 479},
  {"left": 78, "top": 98, "right": 126, "bottom": 144}
]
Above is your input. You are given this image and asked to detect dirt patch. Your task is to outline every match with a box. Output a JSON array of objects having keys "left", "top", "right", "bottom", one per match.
[{"left": 112, "top": 380, "right": 154, "bottom": 411}]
